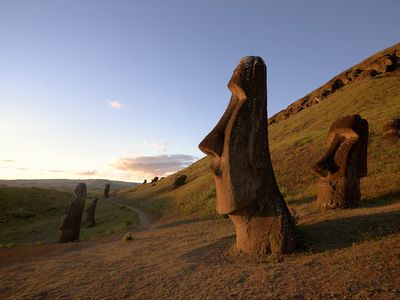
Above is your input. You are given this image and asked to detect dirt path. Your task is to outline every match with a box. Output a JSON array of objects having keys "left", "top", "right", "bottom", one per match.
[{"left": 106, "top": 198, "right": 151, "bottom": 229}]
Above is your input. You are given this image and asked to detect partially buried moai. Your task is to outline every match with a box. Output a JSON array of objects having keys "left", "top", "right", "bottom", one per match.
[
  {"left": 199, "top": 56, "right": 295, "bottom": 255},
  {"left": 86, "top": 198, "right": 98, "bottom": 228},
  {"left": 104, "top": 183, "right": 110, "bottom": 198},
  {"left": 311, "top": 114, "right": 368, "bottom": 209},
  {"left": 59, "top": 183, "right": 87, "bottom": 243}
]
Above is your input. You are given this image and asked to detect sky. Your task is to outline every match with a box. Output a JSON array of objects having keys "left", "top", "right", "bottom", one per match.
[{"left": 0, "top": 0, "right": 399, "bottom": 182}]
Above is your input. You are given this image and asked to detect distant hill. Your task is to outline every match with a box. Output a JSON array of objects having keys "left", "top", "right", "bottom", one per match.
[
  {"left": 0, "top": 179, "right": 138, "bottom": 193},
  {"left": 116, "top": 42, "right": 400, "bottom": 222}
]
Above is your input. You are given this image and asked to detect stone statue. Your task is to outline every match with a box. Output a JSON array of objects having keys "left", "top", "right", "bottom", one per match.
[
  {"left": 311, "top": 114, "right": 369, "bottom": 209},
  {"left": 86, "top": 198, "right": 98, "bottom": 228},
  {"left": 173, "top": 175, "right": 187, "bottom": 189},
  {"left": 198, "top": 56, "right": 295, "bottom": 255},
  {"left": 151, "top": 177, "right": 159, "bottom": 183},
  {"left": 59, "top": 183, "right": 87, "bottom": 243},
  {"left": 143, "top": 179, "right": 147, "bottom": 184},
  {"left": 104, "top": 183, "right": 110, "bottom": 198}
]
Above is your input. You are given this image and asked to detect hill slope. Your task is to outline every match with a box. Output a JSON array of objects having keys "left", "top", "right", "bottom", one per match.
[{"left": 116, "top": 43, "right": 400, "bottom": 223}]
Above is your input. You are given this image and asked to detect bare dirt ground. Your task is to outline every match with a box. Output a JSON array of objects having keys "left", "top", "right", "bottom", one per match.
[{"left": 1, "top": 201, "right": 400, "bottom": 299}]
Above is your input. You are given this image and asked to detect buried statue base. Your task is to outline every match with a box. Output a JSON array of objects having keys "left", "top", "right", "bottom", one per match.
[{"left": 199, "top": 56, "right": 295, "bottom": 256}]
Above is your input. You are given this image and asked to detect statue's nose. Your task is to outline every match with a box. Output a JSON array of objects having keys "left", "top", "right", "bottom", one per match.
[{"left": 199, "top": 131, "right": 224, "bottom": 158}]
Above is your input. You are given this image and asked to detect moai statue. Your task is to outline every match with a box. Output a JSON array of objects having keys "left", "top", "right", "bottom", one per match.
[
  {"left": 59, "top": 183, "right": 87, "bottom": 243},
  {"left": 86, "top": 198, "right": 98, "bottom": 228},
  {"left": 151, "top": 177, "right": 159, "bottom": 183},
  {"left": 198, "top": 56, "right": 295, "bottom": 255},
  {"left": 173, "top": 175, "right": 187, "bottom": 189},
  {"left": 311, "top": 114, "right": 369, "bottom": 209},
  {"left": 104, "top": 183, "right": 111, "bottom": 198},
  {"left": 143, "top": 179, "right": 147, "bottom": 184}
]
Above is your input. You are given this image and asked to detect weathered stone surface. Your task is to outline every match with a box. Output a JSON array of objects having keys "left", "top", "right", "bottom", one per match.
[
  {"left": 199, "top": 56, "right": 295, "bottom": 255},
  {"left": 311, "top": 114, "right": 369, "bottom": 209},
  {"left": 173, "top": 175, "right": 187, "bottom": 189},
  {"left": 86, "top": 198, "right": 98, "bottom": 228},
  {"left": 104, "top": 183, "right": 110, "bottom": 198},
  {"left": 151, "top": 177, "right": 159, "bottom": 183},
  {"left": 59, "top": 183, "right": 87, "bottom": 243}
]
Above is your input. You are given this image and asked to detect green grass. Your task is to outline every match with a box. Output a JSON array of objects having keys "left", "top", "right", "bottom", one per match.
[
  {"left": 116, "top": 72, "right": 400, "bottom": 222},
  {"left": 0, "top": 187, "right": 138, "bottom": 246}
]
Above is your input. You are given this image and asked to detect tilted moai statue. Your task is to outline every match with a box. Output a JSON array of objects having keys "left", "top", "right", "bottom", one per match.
[
  {"left": 59, "top": 183, "right": 87, "bottom": 243},
  {"left": 199, "top": 56, "right": 295, "bottom": 255},
  {"left": 311, "top": 114, "right": 369, "bottom": 209},
  {"left": 86, "top": 198, "right": 98, "bottom": 228},
  {"left": 104, "top": 183, "right": 111, "bottom": 198}
]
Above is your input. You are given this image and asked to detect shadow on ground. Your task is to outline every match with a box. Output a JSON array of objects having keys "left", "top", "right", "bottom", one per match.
[
  {"left": 361, "top": 191, "right": 400, "bottom": 208},
  {"left": 153, "top": 216, "right": 220, "bottom": 230},
  {"left": 299, "top": 210, "right": 400, "bottom": 253}
]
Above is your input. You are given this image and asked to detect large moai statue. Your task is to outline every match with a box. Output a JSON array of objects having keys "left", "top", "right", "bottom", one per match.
[
  {"left": 311, "top": 114, "right": 369, "bottom": 209},
  {"left": 199, "top": 56, "right": 295, "bottom": 255},
  {"left": 86, "top": 198, "right": 98, "bottom": 228},
  {"left": 104, "top": 183, "right": 111, "bottom": 198},
  {"left": 59, "top": 183, "right": 87, "bottom": 243}
]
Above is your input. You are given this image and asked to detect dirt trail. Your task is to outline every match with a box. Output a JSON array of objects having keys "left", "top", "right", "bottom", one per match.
[{"left": 106, "top": 197, "right": 151, "bottom": 229}]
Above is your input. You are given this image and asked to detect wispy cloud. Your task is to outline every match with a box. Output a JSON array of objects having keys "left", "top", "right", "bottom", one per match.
[
  {"left": 49, "top": 169, "right": 64, "bottom": 173},
  {"left": 77, "top": 170, "right": 98, "bottom": 176},
  {"left": 108, "top": 100, "right": 124, "bottom": 109},
  {"left": 144, "top": 142, "right": 168, "bottom": 153},
  {"left": 1, "top": 159, "right": 14, "bottom": 163},
  {"left": 112, "top": 154, "right": 197, "bottom": 177}
]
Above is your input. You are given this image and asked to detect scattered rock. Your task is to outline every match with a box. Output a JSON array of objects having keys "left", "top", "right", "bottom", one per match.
[
  {"left": 198, "top": 56, "right": 296, "bottom": 256},
  {"left": 59, "top": 183, "right": 87, "bottom": 243},
  {"left": 123, "top": 232, "right": 133, "bottom": 241},
  {"left": 382, "top": 118, "right": 400, "bottom": 139},
  {"left": 311, "top": 114, "right": 369, "bottom": 209}
]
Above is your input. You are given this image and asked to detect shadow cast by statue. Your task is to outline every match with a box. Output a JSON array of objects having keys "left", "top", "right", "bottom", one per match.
[
  {"left": 299, "top": 210, "right": 400, "bottom": 253},
  {"left": 361, "top": 191, "right": 400, "bottom": 208}
]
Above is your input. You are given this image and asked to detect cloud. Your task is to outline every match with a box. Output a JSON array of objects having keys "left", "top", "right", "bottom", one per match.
[
  {"left": 144, "top": 142, "right": 168, "bottom": 153},
  {"left": 112, "top": 154, "right": 197, "bottom": 177},
  {"left": 49, "top": 169, "right": 64, "bottom": 173},
  {"left": 77, "top": 170, "right": 98, "bottom": 176},
  {"left": 108, "top": 100, "right": 124, "bottom": 109},
  {"left": 1, "top": 159, "right": 14, "bottom": 163}
]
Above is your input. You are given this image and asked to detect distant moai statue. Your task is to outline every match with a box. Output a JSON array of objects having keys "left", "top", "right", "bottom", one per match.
[
  {"left": 311, "top": 114, "right": 369, "bottom": 209},
  {"left": 199, "top": 56, "right": 295, "bottom": 255},
  {"left": 59, "top": 183, "right": 87, "bottom": 243},
  {"left": 104, "top": 183, "right": 111, "bottom": 198},
  {"left": 143, "top": 179, "right": 147, "bottom": 184},
  {"left": 151, "top": 177, "right": 159, "bottom": 183},
  {"left": 86, "top": 198, "right": 98, "bottom": 228},
  {"left": 173, "top": 175, "right": 187, "bottom": 189}
]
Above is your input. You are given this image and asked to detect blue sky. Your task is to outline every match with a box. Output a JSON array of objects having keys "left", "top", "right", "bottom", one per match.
[{"left": 0, "top": 0, "right": 399, "bottom": 182}]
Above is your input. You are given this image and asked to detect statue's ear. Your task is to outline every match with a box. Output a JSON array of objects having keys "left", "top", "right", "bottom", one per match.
[{"left": 249, "top": 60, "right": 268, "bottom": 168}]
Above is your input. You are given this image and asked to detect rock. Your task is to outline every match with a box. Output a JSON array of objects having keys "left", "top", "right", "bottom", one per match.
[
  {"left": 311, "top": 114, "right": 369, "bottom": 209},
  {"left": 151, "top": 177, "right": 159, "bottom": 183},
  {"left": 382, "top": 118, "right": 400, "bottom": 139},
  {"left": 86, "top": 198, "right": 98, "bottom": 228},
  {"left": 143, "top": 179, "right": 147, "bottom": 184},
  {"left": 59, "top": 183, "right": 87, "bottom": 243},
  {"left": 173, "top": 175, "right": 187, "bottom": 189},
  {"left": 198, "top": 56, "right": 296, "bottom": 256},
  {"left": 104, "top": 183, "right": 110, "bottom": 198}
]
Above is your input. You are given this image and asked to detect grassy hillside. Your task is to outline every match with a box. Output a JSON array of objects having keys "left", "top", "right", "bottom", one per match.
[
  {"left": 0, "top": 187, "right": 138, "bottom": 246},
  {"left": 116, "top": 72, "right": 400, "bottom": 223}
]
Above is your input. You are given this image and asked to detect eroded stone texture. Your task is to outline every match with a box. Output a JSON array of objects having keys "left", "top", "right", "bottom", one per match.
[
  {"left": 59, "top": 183, "right": 87, "bottom": 243},
  {"left": 198, "top": 56, "right": 295, "bottom": 255},
  {"left": 86, "top": 198, "right": 98, "bottom": 228},
  {"left": 104, "top": 183, "right": 110, "bottom": 198},
  {"left": 311, "top": 114, "right": 369, "bottom": 209}
]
